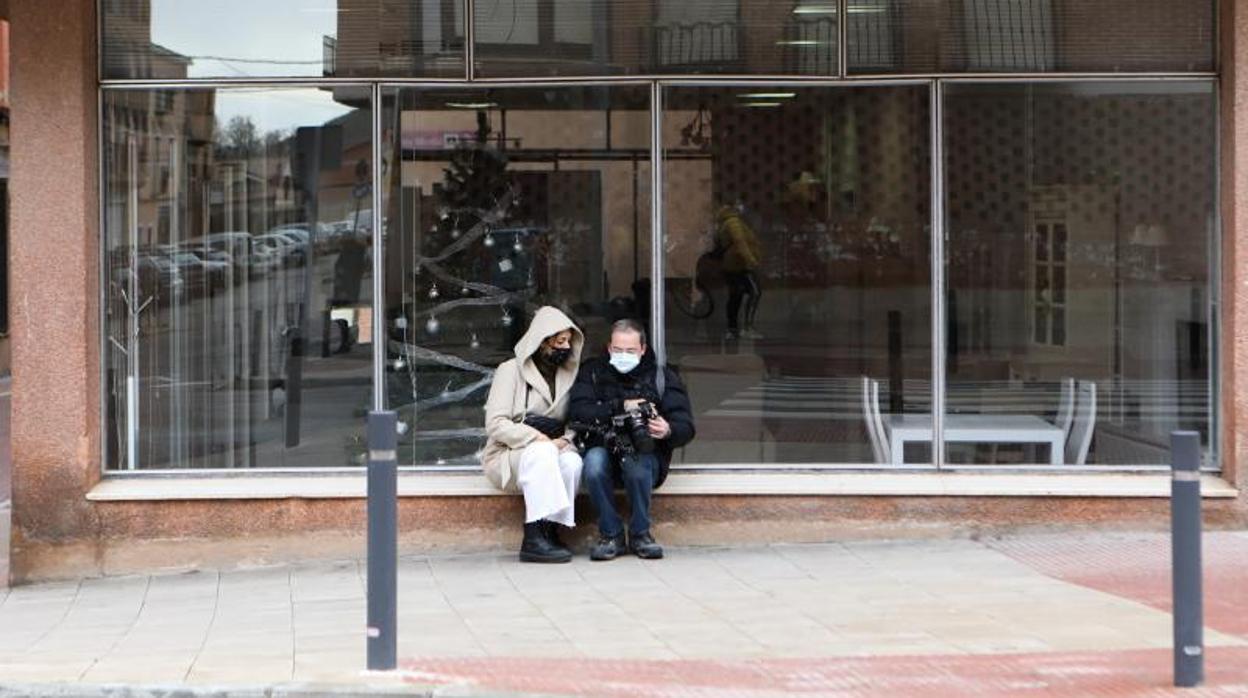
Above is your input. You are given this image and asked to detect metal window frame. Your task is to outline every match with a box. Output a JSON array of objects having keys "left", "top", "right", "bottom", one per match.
[
  {"left": 94, "top": 71, "right": 1223, "bottom": 476},
  {"left": 931, "top": 79, "right": 946, "bottom": 469}
]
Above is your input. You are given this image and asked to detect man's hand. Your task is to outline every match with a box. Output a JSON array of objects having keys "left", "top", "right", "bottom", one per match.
[
  {"left": 648, "top": 414, "right": 671, "bottom": 439},
  {"left": 624, "top": 398, "right": 648, "bottom": 411},
  {"left": 552, "top": 437, "right": 572, "bottom": 452}
]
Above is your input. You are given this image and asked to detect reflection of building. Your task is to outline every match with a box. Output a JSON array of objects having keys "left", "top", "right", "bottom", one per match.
[{"left": 4, "top": 1, "right": 1246, "bottom": 583}]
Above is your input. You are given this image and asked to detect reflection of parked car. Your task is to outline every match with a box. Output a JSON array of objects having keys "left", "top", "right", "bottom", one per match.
[
  {"left": 272, "top": 222, "right": 328, "bottom": 243},
  {"left": 276, "top": 228, "right": 311, "bottom": 246},
  {"left": 193, "top": 246, "right": 235, "bottom": 269},
  {"left": 164, "top": 246, "right": 229, "bottom": 292},
  {"left": 327, "top": 210, "right": 382, "bottom": 247},
  {"left": 195, "top": 232, "right": 253, "bottom": 277},
  {"left": 274, "top": 229, "right": 311, "bottom": 260},
  {"left": 249, "top": 246, "right": 281, "bottom": 276},
  {"left": 256, "top": 232, "right": 305, "bottom": 264},
  {"left": 111, "top": 252, "right": 184, "bottom": 300}
]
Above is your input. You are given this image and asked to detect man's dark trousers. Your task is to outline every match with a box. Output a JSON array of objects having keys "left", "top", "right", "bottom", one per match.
[{"left": 582, "top": 446, "right": 660, "bottom": 537}]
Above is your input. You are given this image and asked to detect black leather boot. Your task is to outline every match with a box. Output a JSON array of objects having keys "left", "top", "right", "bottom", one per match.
[
  {"left": 541, "top": 521, "right": 573, "bottom": 558},
  {"left": 520, "top": 521, "right": 572, "bottom": 563}
]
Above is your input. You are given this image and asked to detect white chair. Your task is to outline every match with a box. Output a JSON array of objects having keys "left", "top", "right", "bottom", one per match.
[
  {"left": 1053, "top": 377, "right": 1075, "bottom": 441},
  {"left": 861, "top": 376, "right": 887, "bottom": 464},
  {"left": 1064, "top": 380, "right": 1097, "bottom": 466},
  {"left": 871, "top": 379, "right": 892, "bottom": 464}
]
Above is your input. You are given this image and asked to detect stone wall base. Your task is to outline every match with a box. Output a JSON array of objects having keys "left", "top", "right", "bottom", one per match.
[{"left": 10, "top": 494, "right": 1247, "bottom": 583}]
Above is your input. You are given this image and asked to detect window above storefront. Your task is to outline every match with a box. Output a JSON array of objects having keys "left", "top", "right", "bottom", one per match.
[
  {"left": 101, "top": 0, "right": 465, "bottom": 80},
  {"left": 100, "top": 0, "right": 1215, "bottom": 82},
  {"left": 847, "top": 0, "right": 1216, "bottom": 74}
]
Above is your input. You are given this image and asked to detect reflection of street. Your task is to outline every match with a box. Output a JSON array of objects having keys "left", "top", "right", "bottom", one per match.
[{"left": 116, "top": 252, "right": 372, "bottom": 469}]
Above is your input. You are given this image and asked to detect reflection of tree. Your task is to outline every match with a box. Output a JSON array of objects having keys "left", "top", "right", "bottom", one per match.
[{"left": 217, "top": 115, "right": 261, "bottom": 156}]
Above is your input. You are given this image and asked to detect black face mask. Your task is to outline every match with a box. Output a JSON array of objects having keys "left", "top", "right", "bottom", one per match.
[{"left": 545, "top": 347, "right": 573, "bottom": 366}]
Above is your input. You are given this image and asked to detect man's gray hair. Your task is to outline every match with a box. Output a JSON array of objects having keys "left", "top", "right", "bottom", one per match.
[{"left": 610, "top": 318, "right": 647, "bottom": 346}]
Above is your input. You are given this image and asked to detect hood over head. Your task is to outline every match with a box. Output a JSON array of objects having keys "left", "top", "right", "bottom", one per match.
[{"left": 514, "top": 306, "right": 584, "bottom": 365}]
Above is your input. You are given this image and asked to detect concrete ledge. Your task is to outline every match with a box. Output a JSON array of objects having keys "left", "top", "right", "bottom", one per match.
[{"left": 85, "top": 471, "right": 1240, "bottom": 501}]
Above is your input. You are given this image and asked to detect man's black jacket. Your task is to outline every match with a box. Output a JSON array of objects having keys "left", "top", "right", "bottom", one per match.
[{"left": 568, "top": 350, "right": 695, "bottom": 487}]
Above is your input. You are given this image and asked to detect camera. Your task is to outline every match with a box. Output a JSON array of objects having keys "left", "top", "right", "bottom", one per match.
[
  {"left": 613, "top": 402, "right": 657, "bottom": 455},
  {"left": 571, "top": 402, "right": 658, "bottom": 457}
]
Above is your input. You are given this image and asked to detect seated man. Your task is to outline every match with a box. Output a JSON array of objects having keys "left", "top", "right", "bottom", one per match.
[{"left": 569, "top": 319, "right": 696, "bottom": 560}]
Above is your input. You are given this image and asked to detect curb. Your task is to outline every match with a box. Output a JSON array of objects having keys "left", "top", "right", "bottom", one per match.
[{"left": 0, "top": 682, "right": 439, "bottom": 698}]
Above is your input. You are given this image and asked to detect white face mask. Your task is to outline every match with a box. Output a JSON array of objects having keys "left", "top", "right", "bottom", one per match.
[{"left": 609, "top": 351, "right": 641, "bottom": 374}]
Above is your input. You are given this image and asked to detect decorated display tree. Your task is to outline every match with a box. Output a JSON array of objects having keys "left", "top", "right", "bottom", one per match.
[{"left": 392, "top": 110, "right": 536, "bottom": 464}]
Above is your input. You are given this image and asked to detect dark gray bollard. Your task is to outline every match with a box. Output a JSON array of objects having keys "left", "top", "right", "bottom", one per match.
[
  {"left": 1170, "top": 430, "right": 1203, "bottom": 688},
  {"left": 367, "top": 410, "right": 398, "bottom": 671}
]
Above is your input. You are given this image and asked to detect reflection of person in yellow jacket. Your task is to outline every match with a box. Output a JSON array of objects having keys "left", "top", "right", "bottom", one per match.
[{"left": 715, "top": 204, "right": 764, "bottom": 339}]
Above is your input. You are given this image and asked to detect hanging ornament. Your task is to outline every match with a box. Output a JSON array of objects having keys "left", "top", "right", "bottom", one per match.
[
  {"left": 450, "top": 228, "right": 461, "bottom": 240},
  {"left": 394, "top": 316, "right": 408, "bottom": 330},
  {"left": 461, "top": 285, "right": 470, "bottom": 296},
  {"left": 428, "top": 283, "right": 440, "bottom": 300},
  {"left": 501, "top": 310, "right": 514, "bottom": 327},
  {"left": 438, "top": 207, "right": 450, "bottom": 221},
  {"left": 392, "top": 357, "right": 407, "bottom": 371},
  {"left": 470, "top": 332, "right": 480, "bottom": 349},
  {"left": 512, "top": 237, "right": 523, "bottom": 253},
  {"left": 484, "top": 233, "right": 495, "bottom": 248},
  {"left": 426, "top": 315, "right": 440, "bottom": 335}
]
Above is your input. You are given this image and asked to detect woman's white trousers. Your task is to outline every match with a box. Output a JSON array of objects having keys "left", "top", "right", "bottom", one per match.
[{"left": 516, "top": 441, "right": 582, "bottom": 526}]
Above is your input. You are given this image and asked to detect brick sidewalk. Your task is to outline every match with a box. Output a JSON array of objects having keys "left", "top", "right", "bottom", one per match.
[
  {"left": 402, "top": 647, "right": 1248, "bottom": 697},
  {"left": 0, "top": 531, "right": 1245, "bottom": 696}
]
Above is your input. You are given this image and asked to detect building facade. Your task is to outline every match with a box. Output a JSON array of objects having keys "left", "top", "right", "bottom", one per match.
[{"left": 7, "top": 0, "right": 1248, "bottom": 581}]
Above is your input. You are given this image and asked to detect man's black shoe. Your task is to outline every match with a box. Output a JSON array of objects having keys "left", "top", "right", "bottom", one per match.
[
  {"left": 520, "top": 521, "right": 572, "bottom": 563},
  {"left": 629, "top": 532, "right": 664, "bottom": 559},
  {"left": 589, "top": 533, "right": 627, "bottom": 561}
]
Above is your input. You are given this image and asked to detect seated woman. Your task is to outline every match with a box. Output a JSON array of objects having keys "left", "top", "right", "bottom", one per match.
[{"left": 481, "top": 306, "right": 585, "bottom": 563}]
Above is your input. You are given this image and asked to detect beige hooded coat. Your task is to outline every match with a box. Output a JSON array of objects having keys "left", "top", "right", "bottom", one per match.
[{"left": 480, "top": 306, "right": 584, "bottom": 492}]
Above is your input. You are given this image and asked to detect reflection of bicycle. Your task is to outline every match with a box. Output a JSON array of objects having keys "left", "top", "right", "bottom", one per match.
[
  {"left": 666, "top": 276, "right": 714, "bottom": 319},
  {"left": 667, "top": 250, "right": 723, "bottom": 319}
]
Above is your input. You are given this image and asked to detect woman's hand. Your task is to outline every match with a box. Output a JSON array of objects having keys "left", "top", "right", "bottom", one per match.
[{"left": 552, "top": 437, "right": 571, "bottom": 451}]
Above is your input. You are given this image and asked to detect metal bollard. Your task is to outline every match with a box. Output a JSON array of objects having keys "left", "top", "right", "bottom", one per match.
[
  {"left": 1170, "top": 430, "right": 1204, "bottom": 688},
  {"left": 366, "top": 410, "right": 398, "bottom": 671}
]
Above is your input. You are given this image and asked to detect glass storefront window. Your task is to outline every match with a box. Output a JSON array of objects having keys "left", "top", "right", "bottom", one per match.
[
  {"left": 103, "top": 87, "right": 374, "bottom": 469},
  {"left": 473, "top": 0, "right": 838, "bottom": 78},
  {"left": 847, "top": 0, "right": 1214, "bottom": 75},
  {"left": 102, "top": 1, "right": 464, "bottom": 80},
  {"left": 96, "top": 2, "right": 1220, "bottom": 473},
  {"left": 943, "top": 81, "right": 1216, "bottom": 467},
  {"left": 381, "top": 85, "right": 652, "bottom": 468},
  {"left": 662, "top": 85, "right": 933, "bottom": 466}
]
